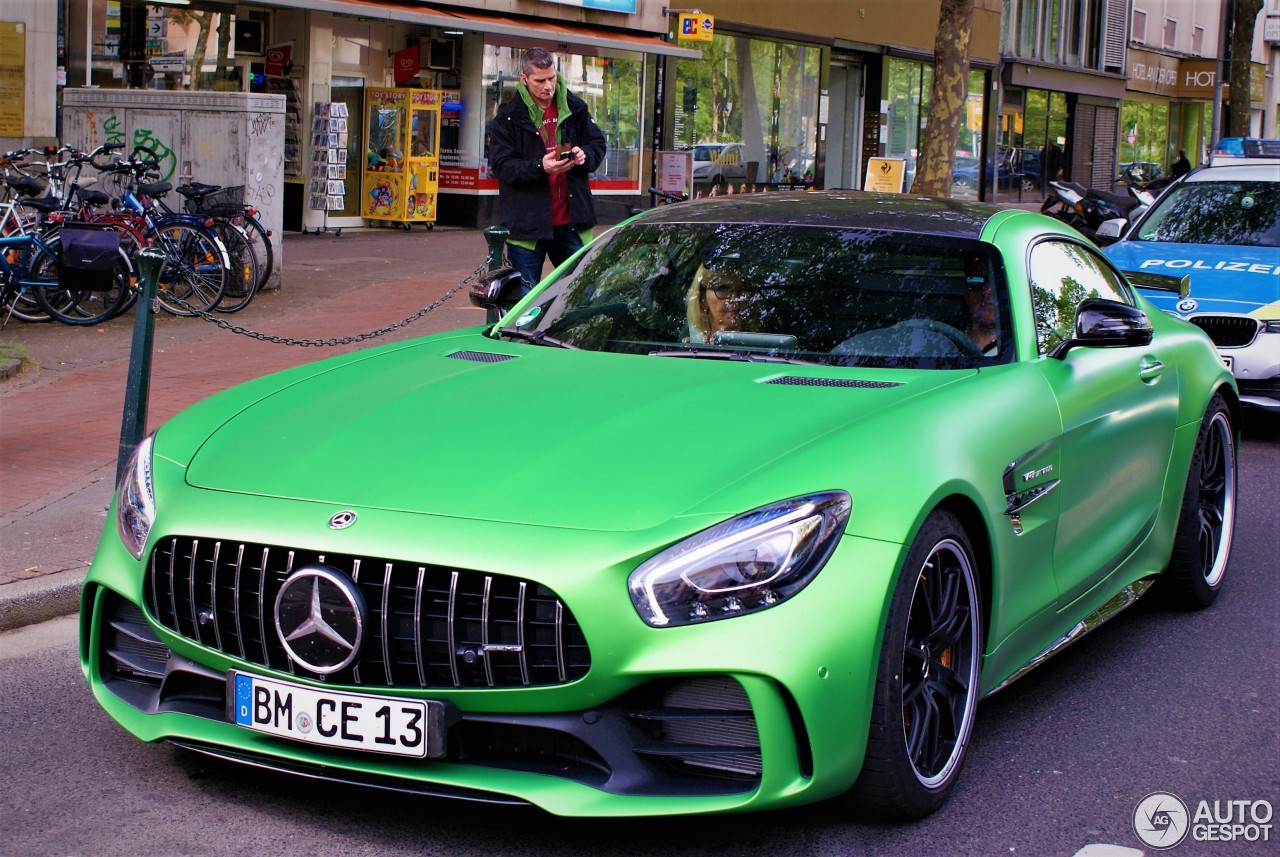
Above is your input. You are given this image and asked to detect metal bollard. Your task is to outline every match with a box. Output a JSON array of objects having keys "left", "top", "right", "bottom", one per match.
[
  {"left": 482, "top": 225, "right": 509, "bottom": 324},
  {"left": 116, "top": 248, "right": 164, "bottom": 484}
]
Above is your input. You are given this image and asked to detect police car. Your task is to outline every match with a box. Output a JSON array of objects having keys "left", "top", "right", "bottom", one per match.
[{"left": 1101, "top": 155, "right": 1279, "bottom": 412}]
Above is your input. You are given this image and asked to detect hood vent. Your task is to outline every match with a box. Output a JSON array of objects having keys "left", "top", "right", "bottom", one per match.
[
  {"left": 448, "top": 350, "right": 517, "bottom": 363},
  {"left": 766, "top": 376, "right": 902, "bottom": 389}
]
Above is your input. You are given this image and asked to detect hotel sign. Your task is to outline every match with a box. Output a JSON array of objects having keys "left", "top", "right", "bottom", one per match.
[{"left": 1127, "top": 49, "right": 1227, "bottom": 100}]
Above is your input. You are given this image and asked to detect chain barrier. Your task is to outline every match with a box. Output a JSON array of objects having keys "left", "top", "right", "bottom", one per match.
[{"left": 158, "top": 259, "right": 492, "bottom": 347}]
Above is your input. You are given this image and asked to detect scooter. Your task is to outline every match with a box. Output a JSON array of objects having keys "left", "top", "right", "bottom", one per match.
[{"left": 1041, "top": 180, "right": 1089, "bottom": 229}]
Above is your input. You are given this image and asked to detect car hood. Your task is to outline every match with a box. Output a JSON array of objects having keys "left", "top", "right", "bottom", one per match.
[
  {"left": 179, "top": 335, "right": 969, "bottom": 531},
  {"left": 1104, "top": 239, "right": 1280, "bottom": 318}
]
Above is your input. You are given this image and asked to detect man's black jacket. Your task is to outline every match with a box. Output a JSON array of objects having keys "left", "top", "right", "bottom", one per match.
[{"left": 487, "top": 88, "right": 607, "bottom": 241}]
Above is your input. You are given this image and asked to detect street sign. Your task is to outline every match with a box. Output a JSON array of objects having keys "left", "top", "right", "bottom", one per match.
[
  {"left": 150, "top": 52, "right": 186, "bottom": 72},
  {"left": 678, "top": 13, "right": 714, "bottom": 42}
]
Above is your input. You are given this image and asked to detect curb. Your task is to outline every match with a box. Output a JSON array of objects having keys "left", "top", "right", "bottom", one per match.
[
  {"left": 0, "top": 357, "right": 24, "bottom": 381},
  {"left": 0, "top": 567, "right": 84, "bottom": 633}
]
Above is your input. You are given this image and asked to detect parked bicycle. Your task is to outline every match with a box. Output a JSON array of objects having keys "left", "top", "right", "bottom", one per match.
[{"left": 92, "top": 146, "right": 230, "bottom": 316}]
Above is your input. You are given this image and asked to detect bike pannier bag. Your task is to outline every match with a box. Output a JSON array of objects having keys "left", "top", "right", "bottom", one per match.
[{"left": 59, "top": 223, "right": 121, "bottom": 291}]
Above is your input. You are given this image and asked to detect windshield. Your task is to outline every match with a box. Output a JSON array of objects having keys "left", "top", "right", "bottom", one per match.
[
  {"left": 1135, "top": 180, "right": 1280, "bottom": 246},
  {"left": 490, "top": 222, "right": 1011, "bottom": 370}
]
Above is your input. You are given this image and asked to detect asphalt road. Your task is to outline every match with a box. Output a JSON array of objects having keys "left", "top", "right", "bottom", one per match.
[{"left": 1, "top": 417, "right": 1275, "bottom": 857}]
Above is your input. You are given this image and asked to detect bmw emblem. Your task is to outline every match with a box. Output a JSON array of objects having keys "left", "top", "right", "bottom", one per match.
[
  {"left": 274, "top": 566, "right": 366, "bottom": 674},
  {"left": 1176, "top": 298, "right": 1198, "bottom": 313},
  {"left": 328, "top": 510, "right": 358, "bottom": 530}
]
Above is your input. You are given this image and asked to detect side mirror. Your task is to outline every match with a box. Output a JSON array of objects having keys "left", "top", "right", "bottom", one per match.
[
  {"left": 1092, "top": 217, "right": 1127, "bottom": 244},
  {"left": 469, "top": 267, "right": 528, "bottom": 319},
  {"left": 1049, "top": 298, "right": 1152, "bottom": 359}
]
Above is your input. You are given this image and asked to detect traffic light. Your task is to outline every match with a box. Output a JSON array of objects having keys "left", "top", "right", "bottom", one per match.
[{"left": 682, "top": 83, "right": 698, "bottom": 114}]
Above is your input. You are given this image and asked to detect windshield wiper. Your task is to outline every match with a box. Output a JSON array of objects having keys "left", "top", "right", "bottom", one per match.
[
  {"left": 649, "top": 349, "right": 820, "bottom": 365},
  {"left": 495, "top": 326, "right": 580, "bottom": 349}
]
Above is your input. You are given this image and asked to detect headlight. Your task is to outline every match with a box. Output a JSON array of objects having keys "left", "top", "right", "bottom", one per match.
[
  {"left": 1263, "top": 319, "right": 1280, "bottom": 334},
  {"left": 628, "top": 492, "right": 851, "bottom": 627},
  {"left": 116, "top": 433, "right": 155, "bottom": 559}
]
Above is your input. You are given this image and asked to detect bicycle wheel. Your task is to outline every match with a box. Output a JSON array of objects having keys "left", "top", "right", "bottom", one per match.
[
  {"left": 148, "top": 221, "right": 226, "bottom": 316},
  {"left": 29, "top": 228, "right": 131, "bottom": 326},
  {"left": 241, "top": 212, "right": 273, "bottom": 292},
  {"left": 1, "top": 281, "right": 52, "bottom": 323},
  {"left": 212, "top": 220, "right": 260, "bottom": 313}
]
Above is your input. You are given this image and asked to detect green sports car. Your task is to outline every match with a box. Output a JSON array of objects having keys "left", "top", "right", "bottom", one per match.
[{"left": 83, "top": 192, "right": 1239, "bottom": 819}]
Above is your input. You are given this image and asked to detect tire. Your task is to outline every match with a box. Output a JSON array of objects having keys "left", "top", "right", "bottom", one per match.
[
  {"left": 241, "top": 213, "right": 274, "bottom": 292},
  {"left": 2, "top": 283, "right": 53, "bottom": 323},
  {"left": 30, "top": 241, "right": 132, "bottom": 326},
  {"left": 849, "top": 509, "right": 983, "bottom": 820},
  {"left": 1159, "top": 394, "right": 1236, "bottom": 609},
  {"left": 149, "top": 222, "right": 227, "bottom": 316},
  {"left": 212, "top": 221, "right": 260, "bottom": 314}
]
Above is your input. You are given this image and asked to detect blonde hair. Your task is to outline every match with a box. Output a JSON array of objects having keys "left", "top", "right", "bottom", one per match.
[{"left": 686, "top": 263, "right": 743, "bottom": 343}]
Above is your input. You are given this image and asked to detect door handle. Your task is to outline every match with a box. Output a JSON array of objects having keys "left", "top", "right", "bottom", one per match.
[{"left": 1139, "top": 357, "right": 1165, "bottom": 383}]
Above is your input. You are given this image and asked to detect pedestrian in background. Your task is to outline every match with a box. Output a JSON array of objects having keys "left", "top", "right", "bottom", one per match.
[
  {"left": 488, "top": 47, "right": 607, "bottom": 291},
  {"left": 1171, "top": 148, "right": 1192, "bottom": 178}
]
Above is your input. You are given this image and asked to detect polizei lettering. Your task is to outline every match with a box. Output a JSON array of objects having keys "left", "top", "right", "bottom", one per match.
[{"left": 1139, "top": 259, "right": 1280, "bottom": 275}]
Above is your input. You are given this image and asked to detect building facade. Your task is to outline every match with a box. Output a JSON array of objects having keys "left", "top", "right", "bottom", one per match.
[{"left": 4, "top": 1, "right": 1276, "bottom": 232}]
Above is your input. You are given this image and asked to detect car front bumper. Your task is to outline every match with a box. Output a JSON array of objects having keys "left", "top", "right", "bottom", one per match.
[{"left": 80, "top": 491, "right": 903, "bottom": 817}]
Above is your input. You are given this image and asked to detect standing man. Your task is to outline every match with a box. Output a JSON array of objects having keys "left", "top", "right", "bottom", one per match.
[
  {"left": 1171, "top": 148, "right": 1192, "bottom": 178},
  {"left": 488, "top": 47, "right": 608, "bottom": 291}
]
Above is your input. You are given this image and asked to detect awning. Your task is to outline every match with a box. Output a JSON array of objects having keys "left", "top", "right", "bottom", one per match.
[{"left": 259, "top": 0, "right": 702, "bottom": 59}]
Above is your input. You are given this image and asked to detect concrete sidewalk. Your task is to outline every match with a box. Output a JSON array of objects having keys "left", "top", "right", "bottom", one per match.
[{"left": 0, "top": 224, "right": 497, "bottom": 631}]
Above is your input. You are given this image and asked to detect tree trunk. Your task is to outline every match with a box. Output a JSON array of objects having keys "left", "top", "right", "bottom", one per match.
[
  {"left": 1228, "top": 0, "right": 1262, "bottom": 137},
  {"left": 215, "top": 12, "right": 233, "bottom": 90},
  {"left": 909, "top": 0, "right": 975, "bottom": 198},
  {"left": 187, "top": 11, "right": 212, "bottom": 90}
]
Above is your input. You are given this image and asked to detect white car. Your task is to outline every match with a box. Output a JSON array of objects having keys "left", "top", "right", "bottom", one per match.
[
  {"left": 1101, "top": 157, "right": 1280, "bottom": 412},
  {"left": 691, "top": 142, "right": 748, "bottom": 187}
]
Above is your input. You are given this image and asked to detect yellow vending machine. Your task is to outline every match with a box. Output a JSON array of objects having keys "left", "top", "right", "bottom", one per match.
[{"left": 361, "top": 87, "right": 442, "bottom": 229}]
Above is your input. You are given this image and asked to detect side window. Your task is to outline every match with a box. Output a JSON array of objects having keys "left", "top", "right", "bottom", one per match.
[{"left": 1028, "top": 240, "right": 1132, "bottom": 355}]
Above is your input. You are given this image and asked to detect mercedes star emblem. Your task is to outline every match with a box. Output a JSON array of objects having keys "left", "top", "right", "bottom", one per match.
[
  {"left": 274, "top": 566, "right": 366, "bottom": 674},
  {"left": 328, "top": 510, "right": 358, "bottom": 529}
]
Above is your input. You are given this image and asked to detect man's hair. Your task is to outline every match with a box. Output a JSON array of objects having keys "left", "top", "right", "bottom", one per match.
[{"left": 521, "top": 47, "right": 555, "bottom": 76}]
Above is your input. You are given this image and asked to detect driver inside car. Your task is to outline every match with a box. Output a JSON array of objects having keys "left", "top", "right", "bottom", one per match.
[{"left": 686, "top": 261, "right": 749, "bottom": 343}]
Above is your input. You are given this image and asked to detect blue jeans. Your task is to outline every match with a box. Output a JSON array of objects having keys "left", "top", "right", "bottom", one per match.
[{"left": 506, "top": 226, "right": 585, "bottom": 294}]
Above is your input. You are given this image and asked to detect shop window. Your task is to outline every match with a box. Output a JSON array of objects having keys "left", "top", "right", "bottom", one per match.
[
  {"left": 482, "top": 48, "right": 643, "bottom": 187},
  {"left": 1120, "top": 100, "right": 1170, "bottom": 177},
  {"left": 674, "top": 34, "right": 820, "bottom": 189}
]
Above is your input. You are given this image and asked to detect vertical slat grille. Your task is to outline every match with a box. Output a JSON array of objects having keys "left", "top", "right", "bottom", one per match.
[{"left": 145, "top": 537, "right": 590, "bottom": 690}]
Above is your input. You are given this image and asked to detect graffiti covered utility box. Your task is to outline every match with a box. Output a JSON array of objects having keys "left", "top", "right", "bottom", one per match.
[
  {"left": 361, "top": 88, "right": 441, "bottom": 227},
  {"left": 61, "top": 89, "right": 286, "bottom": 289}
]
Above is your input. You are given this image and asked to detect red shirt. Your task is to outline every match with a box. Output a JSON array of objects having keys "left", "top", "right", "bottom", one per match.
[{"left": 540, "top": 104, "right": 570, "bottom": 227}]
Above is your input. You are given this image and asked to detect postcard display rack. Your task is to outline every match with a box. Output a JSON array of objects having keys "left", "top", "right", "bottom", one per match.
[
  {"left": 308, "top": 101, "right": 349, "bottom": 234},
  {"left": 361, "top": 88, "right": 441, "bottom": 230}
]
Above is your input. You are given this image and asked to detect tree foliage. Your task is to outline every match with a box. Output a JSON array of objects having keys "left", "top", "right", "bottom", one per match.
[{"left": 910, "top": 0, "right": 975, "bottom": 198}]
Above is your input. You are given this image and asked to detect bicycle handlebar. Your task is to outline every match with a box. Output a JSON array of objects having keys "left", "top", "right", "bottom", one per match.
[{"left": 647, "top": 187, "right": 689, "bottom": 203}]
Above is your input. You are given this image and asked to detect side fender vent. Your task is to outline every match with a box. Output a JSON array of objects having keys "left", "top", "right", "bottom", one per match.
[
  {"left": 765, "top": 376, "right": 901, "bottom": 389},
  {"left": 448, "top": 350, "right": 517, "bottom": 364}
]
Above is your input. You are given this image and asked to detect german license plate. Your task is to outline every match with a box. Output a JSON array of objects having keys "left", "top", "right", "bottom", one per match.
[{"left": 229, "top": 671, "right": 442, "bottom": 758}]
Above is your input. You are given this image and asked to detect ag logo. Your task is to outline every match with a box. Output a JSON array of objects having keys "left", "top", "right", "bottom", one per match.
[{"left": 1134, "top": 791, "right": 1190, "bottom": 849}]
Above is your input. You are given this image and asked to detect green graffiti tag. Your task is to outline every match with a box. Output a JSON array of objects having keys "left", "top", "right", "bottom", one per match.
[
  {"left": 102, "top": 114, "right": 125, "bottom": 147},
  {"left": 132, "top": 128, "right": 177, "bottom": 182}
]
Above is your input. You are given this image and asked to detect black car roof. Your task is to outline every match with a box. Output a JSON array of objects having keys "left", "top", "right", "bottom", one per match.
[{"left": 634, "top": 190, "right": 1005, "bottom": 240}]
